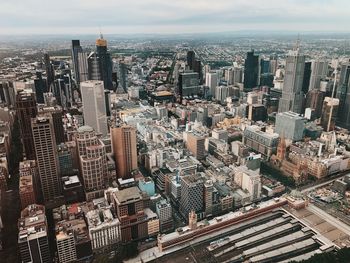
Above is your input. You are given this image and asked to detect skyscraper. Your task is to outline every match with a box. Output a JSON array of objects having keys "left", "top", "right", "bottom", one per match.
[
  {"left": 16, "top": 90, "right": 38, "bottom": 160},
  {"left": 309, "top": 59, "right": 328, "bottom": 90},
  {"left": 32, "top": 115, "right": 62, "bottom": 204},
  {"left": 96, "top": 34, "right": 113, "bottom": 90},
  {"left": 44, "top": 53, "right": 54, "bottom": 90},
  {"left": 71, "top": 40, "right": 82, "bottom": 84},
  {"left": 302, "top": 61, "right": 312, "bottom": 94},
  {"left": 179, "top": 174, "right": 204, "bottom": 220},
  {"left": 38, "top": 105, "right": 65, "bottom": 144},
  {"left": 278, "top": 46, "right": 305, "bottom": 114},
  {"left": 336, "top": 62, "right": 350, "bottom": 128},
  {"left": 80, "top": 80, "right": 108, "bottom": 136},
  {"left": 117, "top": 61, "right": 128, "bottom": 93},
  {"left": 187, "top": 50, "right": 195, "bottom": 70},
  {"left": 243, "top": 50, "right": 259, "bottom": 92},
  {"left": 205, "top": 72, "right": 218, "bottom": 97},
  {"left": 111, "top": 125, "right": 138, "bottom": 179},
  {"left": 75, "top": 126, "right": 108, "bottom": 198}
]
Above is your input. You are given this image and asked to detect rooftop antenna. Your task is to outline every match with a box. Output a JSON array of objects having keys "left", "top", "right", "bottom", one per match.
[
  {"left": 295, "top": 33, "right": 301, "bottom": 51},
  {"left": 327, "top": 59, "right": 338, "bottom": 132},
  {"left": 99, "top": 26, "right": 103, "bottom": 39}
]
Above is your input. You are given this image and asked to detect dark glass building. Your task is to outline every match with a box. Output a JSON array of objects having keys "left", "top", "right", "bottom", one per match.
[{"left": 244, "top": 50, "right": 259, "bottom": 92}]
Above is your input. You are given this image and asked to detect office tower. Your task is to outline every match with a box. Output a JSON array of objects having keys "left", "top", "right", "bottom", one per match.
[
  {"left": 260, "top": 73, "right": 274, "bottom": 87},
  {"left": 321, "top": 97, "right": 339, "bottom": 131},
  {"left": 186, "top": 132, "right": 206, "bottom": 160},
  {"left": 305, "top": 89, "right": 324, "bottom": 118},
  {"left": 205, "top": 72, "right": 218, "bottom": 97},
  {"left": 234, "top": 165, "right": 261, "bottom": 201},
  {"left": 113, "top": 187, "right": 148, "bottom": 242},
  {"left": 53, "top": 72, "right": 73, "bottom": 109},
  {"left": 32, "top": 115, "right": 62, "bottom": 204},
  {"left": 88, "top": 52, "right": 101, "bottom": 80},
  {"left": 16, "top": 90, "right": 38, "bottom": 160},
  {"left": 19, "top": 160, "right": 38, "bottom": 209},
  {"left": 111, "top": 125, "right": 137, "bottom": 179},
  {"left": 179, "top": 174, "right": 204, "bottom": 219},
  {"left": 278, "top": 46, "right": 305, "bottom": 114},
  {"left": 187, "top": 50, "right": 195, "bottom": 70},
  {"left": 260, "top": 59, "right": 270, "bottom": 74},
  {"left": 275, "top": 111, "right": 305, "bottom": 141},
  {"left": 233, "top": 66, "right": 243, "bottom": 84},
  {"left": 44, "top": 53, "right": 54, "bottom": 90},
  {"left": 80, "top": 80, "right": 108, "bottom": 136},
  {"left": 302, "top": 62, "right": 312, "bottom": 94},
  {"left": 38, "top": 105, "right": 65, "bottom": 144},
  {"left": 75, "top": 126, "right": 107, "bottom": 200},
  {"left": 34, "top": 71, "right": 47, "bottom": 104},
  {"left": 18, "top": 204, "right": 51, "bottom": 263},
  {"left": 193, "top": 59, "right": 203, "bottom": 83},
  {"left": 117, "top": 61, "right": 128, "bottom": 93},
  {"left": 80, "top": 142, "right": 106, "bottom": 201},
  {"left": 71, "top": 40, "right": 82, "bottom": 84},
  {"left": 156, "top": 199, "right": 173, "bottom": 232},
  {"left": 77, "top": 51, "right": 89, "bottom": 83},
  {"left": 337, "top": 62, "right": 350, "bottom": 128},
  {"left": 269, "top": 55, "right": 278, "bottom": 75},
  {"left": 215, "top": 85, "right": 229, "bottom": 104},
  {"left": 243, "top": 50, "right": 259, "bottom": 92},
  {"left": 204, "top": 180, "right": 213, "bottom": 216},
  {"left": 309, "top": 59, "right": 328, "bottom": 90},
  {"left": 178, "top": 71, "right": 200, "bottom": 100},
  {"left": 95, "top": 34, "right": 113, "bottom": 90}
]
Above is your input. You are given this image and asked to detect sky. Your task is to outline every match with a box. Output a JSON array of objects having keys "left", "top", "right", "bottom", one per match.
[{"left": 0, "top": 0, "right": 349, "bottom": 35}]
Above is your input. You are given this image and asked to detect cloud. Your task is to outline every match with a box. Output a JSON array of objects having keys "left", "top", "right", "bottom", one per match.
[{"left": 0, "top": 0, "right": 349, "bottom": 34}]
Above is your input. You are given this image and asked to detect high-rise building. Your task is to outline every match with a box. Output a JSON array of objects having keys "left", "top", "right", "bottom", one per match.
[
  {"left": 275, "top": 111, "right": 305, "bottom": 141},
  {"left": 38, "top": 105, "right": 65, "bottom": 144},
  {"left": 337, "top": 62, "right": 350, "bottom": 128},
  {"left": 215, "top": 86, "right": 229, "bottom": 104},
  {"left": 113, "top": 186, "right": 148, "bottom": 242},
  {"left": 111, "top": 125, "right": 138, "bottom": 179},
  {"left": 186, "top": 132, "right": 206, "bottom": 160},
  {"left": 179, "top": 174, "right": 204, "bottom": 220},
  {"left": 193, "top": 59, "right": 203, "bottom": 83},
  {"left": 16, "top": 90, "right": 38, "bottom": 160},
  {"left": 156, "top": 199, "right": 173, "bottom": 232},
  {"left": 71, "top": 40, "right": 83, "bottom": 84},
  {"left": 117, "top": 61, "right": 128, "bottom": 93},
  {"left": 19, "top": 160, "right": 38, "bottom": 209},
  {"left": 80, "top": 143, "right": 106, "bottom": 201},
  {"left": 34, "top": 71, "right": 47, "bottom": 104},
  {"left": 302, "top": 61, "right": 312, "bottom": 94},
  {"left": 32, "top": 115, "right": 62, "bottom": 204},
  {"left": 278, "top": 47, "right": 305, "bottom": 114},
  {"left": 321, "top": 97, "right": 339, "bottom": 132},
  {"left": 77, "top": 51, "right": 89, "bottom": 83},
  {"left": 44, "top": 53, "right": 54, "bottom": 90},
  {"left": 86, "top": 205, "right": 121, "bottom": 251},
  {"left": 18, "top": 204, "right": 51, "bottom": 263},
  {"left": 178, "top": 71, "right": 200, "bottom": 100},
  {"left": 75, "top": 126, "right": 107, "bottom": 200},
  {"left": 305, "top": 89, "right": 324, "bottom": 118},
  {"left": 243, "top": 50, "right": 259, "bottom": 92},
  {"left": 309, "top": 59, "right": 328, "bottom": 90},
  {"left": 187, "top": 51, "right": 195, "bottom": 70},
  {"left": 205, "top": 72, "right": 218, "bottom": 97},
  {"left": 80, "top": 80, "right": 108, "bottom": 136},
  {"left": 88, "top": 52, "right": 101, "bottom": 80},
  {"left": 95, "top": 34, "right": 113, "bottom": 90}
]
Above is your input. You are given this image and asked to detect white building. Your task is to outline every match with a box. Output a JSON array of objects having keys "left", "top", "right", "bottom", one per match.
[
  {"left": 80, "top": 80, "right": 108, "bottom": 136},
  {"left": 86, "top": 207, "right": 121, "bottom": 251},
  {"left": 205, "top": 72, "right": 218, "bottom": 97}
]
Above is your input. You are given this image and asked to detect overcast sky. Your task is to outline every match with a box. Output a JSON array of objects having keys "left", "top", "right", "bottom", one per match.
[{"left": 0, "top": 0, "right": 349, "bottom": 35}]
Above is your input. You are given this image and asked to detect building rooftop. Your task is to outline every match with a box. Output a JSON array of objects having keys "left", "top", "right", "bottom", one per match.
[{"left": 114, "top": 186, "right": 142, "bottom": 205}]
